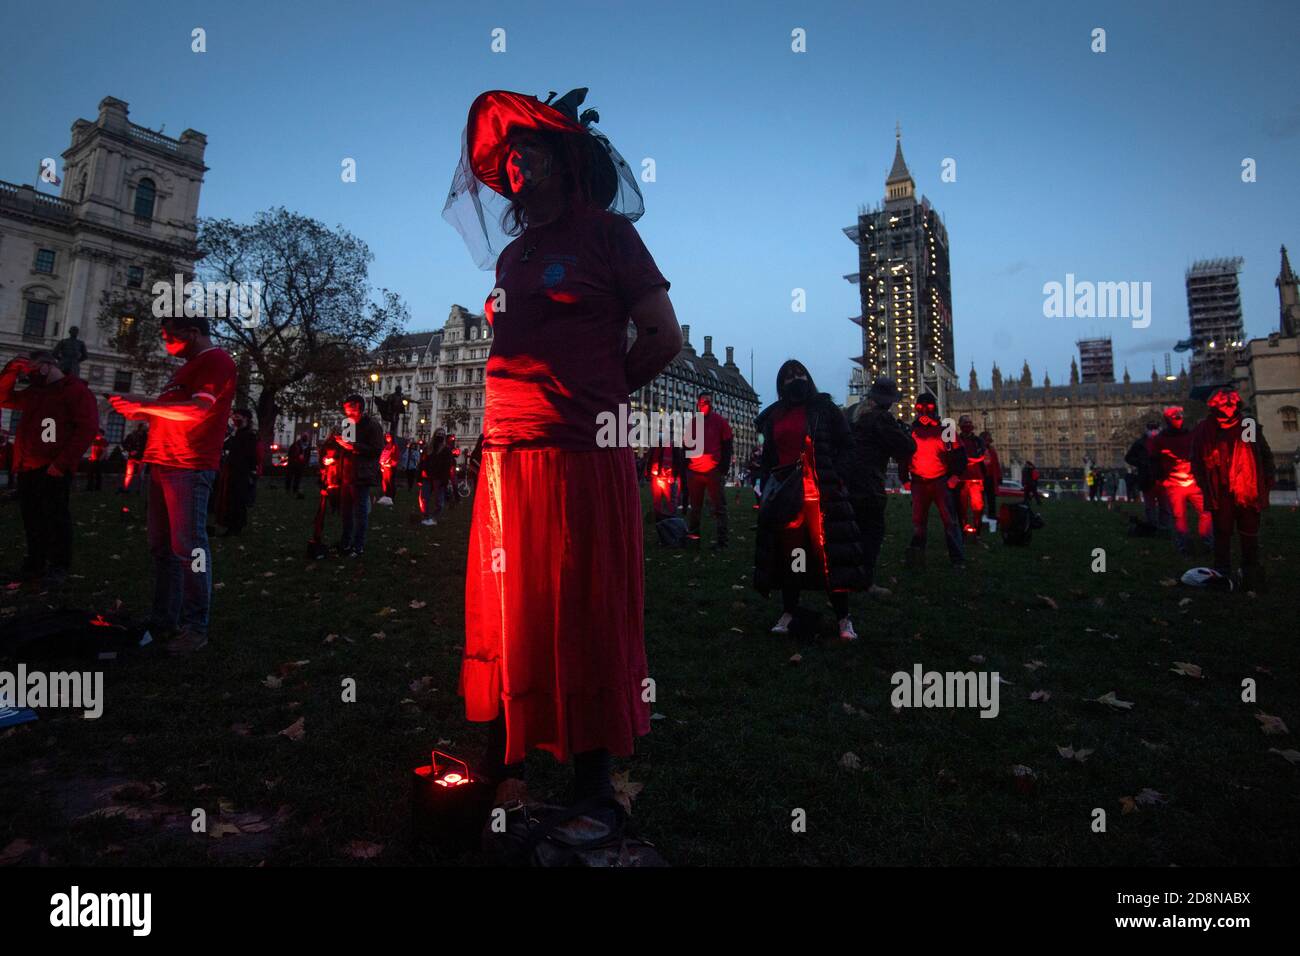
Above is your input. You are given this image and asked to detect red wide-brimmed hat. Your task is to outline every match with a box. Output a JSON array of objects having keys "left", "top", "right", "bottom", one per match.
[{"left": 443, "top": 87, "right": 644, "bottom": 270}]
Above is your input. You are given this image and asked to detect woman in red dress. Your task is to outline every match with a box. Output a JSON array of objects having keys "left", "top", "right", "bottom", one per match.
[{"left": 443, "top": 88, "right": 683, "bottom": 819}]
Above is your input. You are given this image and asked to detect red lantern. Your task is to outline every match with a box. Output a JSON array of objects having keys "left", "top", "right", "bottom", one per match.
[{"left": 411, "top": 750, "right": 493, "bottom": 854}]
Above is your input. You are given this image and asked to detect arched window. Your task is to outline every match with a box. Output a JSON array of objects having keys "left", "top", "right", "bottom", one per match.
[{"left": 134, "top": 178, "right": 156, "bottom": 219}]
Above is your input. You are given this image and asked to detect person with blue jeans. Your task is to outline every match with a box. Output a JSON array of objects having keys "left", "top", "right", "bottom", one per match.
[
  {"left": 109, "top": 314, "right": 236, "bottom": 654},
  {"left": 334, "top": 394, "right": 384, "bottom": 556}
]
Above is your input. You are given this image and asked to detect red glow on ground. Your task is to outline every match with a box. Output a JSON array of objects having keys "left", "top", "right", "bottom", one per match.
[{"left": 89, "top": 614, "right": 114, "bottom": 628}]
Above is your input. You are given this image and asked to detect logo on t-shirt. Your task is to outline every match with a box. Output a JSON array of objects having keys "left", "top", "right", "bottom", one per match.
[{"left": 542, "top": 262, "right": 567, "bottom": 288}]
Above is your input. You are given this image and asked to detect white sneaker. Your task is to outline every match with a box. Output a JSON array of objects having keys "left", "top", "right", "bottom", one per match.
[
  {"left": 839, "top": 617, "right": 858, "bottom": 641},
  {"left": 771, "top": 612, "right": 793, "bottom": 634},
  {"left": 377, "top": 496, "right": 393, "bottom": 506},
  {"left": 421, "top": 518, "right": 435, "bottom": 526}
]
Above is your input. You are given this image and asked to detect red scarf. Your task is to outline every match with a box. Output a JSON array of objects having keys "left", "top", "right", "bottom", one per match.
[{"left": 1222, "top": 416, "right": 1260, "bottom": 509}]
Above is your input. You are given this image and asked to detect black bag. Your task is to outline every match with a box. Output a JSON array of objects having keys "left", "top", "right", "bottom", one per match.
[
  {"left": 483, "top": 797, "right": 667, "bottom": 867},
  {"left": 0, "top": 608, "right": 154, "bottom": 663},
  {"left": 999, "top": 503, "right": 1034, "bottom": 546},
  {"left": 758, "top": 460, "right": 804, "bottom": 528},
  {"left": 654, "top": 515, "right": 689, "bottom": 547}
]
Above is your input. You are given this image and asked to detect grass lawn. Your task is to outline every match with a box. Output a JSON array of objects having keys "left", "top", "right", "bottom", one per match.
[{"left": 1, "top": 479, "right": 1297, "bottom": 866}]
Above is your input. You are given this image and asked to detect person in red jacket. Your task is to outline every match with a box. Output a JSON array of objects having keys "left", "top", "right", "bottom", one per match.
[
  {"left": 685, "top": 391, "right": 734, "bottom": 550},
  {"left": 0, "top": 350, "right": 99, "bottom": 586},
  {"left": 1151, "top": 405, "right": 1212, "bottom": 555},
  {"left": 1191, "top": 385, "right": 1275, "bottom": 591},
  {"left": 900, "top": 392, "right": 966, "bottom": 568},
  {"left": 954, "top": 415, "right": 987, "bottom": 536}
]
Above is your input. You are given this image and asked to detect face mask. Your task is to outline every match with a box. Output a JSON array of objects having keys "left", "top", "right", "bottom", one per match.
[{"left": 780, "top": 378, "right": 812, "bottom": 403}]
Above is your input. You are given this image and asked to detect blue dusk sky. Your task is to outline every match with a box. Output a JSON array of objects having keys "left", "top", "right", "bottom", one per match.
[{"left": 2, "top": 0, "right": 1297, "bottom": 405}]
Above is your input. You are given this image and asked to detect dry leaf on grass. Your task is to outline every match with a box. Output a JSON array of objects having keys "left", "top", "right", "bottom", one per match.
[
  {"left": 969, "top": 654, "right": 986, "bottom": 664},
  {"left": 1267, "top": 748, "right": 1300, "bottom": 765},
  {"left": 1024, "top": 660, "right": 1047, "bottom": 671},
  {"left": 279, "top": 718, "right": 305, "bottom": 742},
  {"left": 408, "top": 600, "right": 427, "bottom": 610},
  {"left": 1056, "top": 745, "right": 1094, "bottom": 763},
  {"left": 1119, "top": 796, "right": 1137, "bottom": 814},
  {"left": 1029, "top": 690, "right": 1051, "bottom": 702},
  {"left": 839, "top": 752, "right": 863, "bottom": 771},
  {"left": 1169, "top": 662, "right": 1203, "bottom": 678},
  {"left": 1135, "top": 788, "right": 1167, "bottom": 806},
  {"left": 1255, "top": 712, "right": 1290, "bottom": 736},
  {"left": 262, "top": 675, "right": 282, "bottom": 689},
  {"left": 343, "top": 840, "right": 384, "bottom": 859},
  {"left": 1087, "top": 691, "right": 1134, "bottom": 711},
  {"left": 1159, "top": 578, "right": 1178, "bottom": 587},
  {"left": 1034, "top": 594, "right": 1058, "bottom": 610},
  {"left": 610, "top": 770, "right": 644, "bottom": 815},
  {"left": 788, "top": 653, "right": 802, "bottom": 665}
]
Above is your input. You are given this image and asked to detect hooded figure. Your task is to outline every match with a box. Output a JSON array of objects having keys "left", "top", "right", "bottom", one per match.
[
  {"left": 448, "top": 86, "right": 682, "bottom": 828},
  {"left": 754, "top": 360, "right": 865, "bottom": 641},
  {"left": 899, "top": 391, "right": 966, "bottom": 568},
  {"left": 1191, "top": 385, "right": 1275, "bottom": 590}
]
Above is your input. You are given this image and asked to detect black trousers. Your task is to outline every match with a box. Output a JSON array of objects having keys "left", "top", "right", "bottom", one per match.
[
  {"left": 850, "top": 493, "right": 886, "bottom": 589},
  {"left": 286, "top": 463, "right": 304, "bottom": 493},
  {"left": 86, "top": 460, "right": 104, "bottom": 491},
  {"left": 18, "top": 469, "right": 74, "bottom": 572},
  {"left": 687, "top": 469, "right": 728, "bottom": 543}
]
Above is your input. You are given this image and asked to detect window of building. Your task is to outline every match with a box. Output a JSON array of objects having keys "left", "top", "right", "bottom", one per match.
[
  {"left": 34, "top": 249, "right": 56, "bottom": 274},
  {"left": 1055, "top": 409, "right": 1069, "bottom": 421},
  {"left": 113, "top": 369, "right": 133, "bottom": 392},
  {"left": 1110, "top": 407, "right": 1122, "bottom": 418},
  {"left": 23, "top": 300, "right": 49, "bottom": 340},
  {"left": 1082, "top": 407, "right": 1096, "bottom": 419},
  {"left": 1281, "top": 406, "right": 1299, "bottom": 432},
  {"left": 105, "top": 411, "right": 126, "bottom": 444},
  {"left": 88, "top": 365, "right": 105, "bottom": 383},
  {"left": 134, "top": 178, "right": 156, "bottom": 219}
]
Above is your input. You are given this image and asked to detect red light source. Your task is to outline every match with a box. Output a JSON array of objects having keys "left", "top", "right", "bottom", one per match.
[{"left": 411, "top": 749, "right": 492, "bottom": 853}]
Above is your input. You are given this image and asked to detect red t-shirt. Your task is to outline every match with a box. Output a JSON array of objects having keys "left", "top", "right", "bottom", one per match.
[
  {"left": 773, "top": 405, "right": 808, "bottom": 467},
  {"left": 144, "top": 347, "right": 237, "bottom": 470},
  {"left": 909, "top": 421, "right": 949, "bottom": 481},
  {"left": 483, "top": 205, "right": 670, "bottom": 451},
  {"left": 687, "top": 412, "right": 734, "bottom": 472}
]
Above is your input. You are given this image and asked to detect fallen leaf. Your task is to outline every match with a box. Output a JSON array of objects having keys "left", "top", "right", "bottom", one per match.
[
  {"left": 788, "top": 653, "right": 802, "bottom": 665},
  {"left": 1034, "top": 594, "right": 1058, "bottom": 610},
  {"left": 262, "top": 675, "right": 283, "bottom": 689},
  {"left": 1159, "top": 578, "right": 1178, "bottom": 587},
  {"left": 969, "top": 654, "right": 986, "bottom": 664},
  {"left": 610, "top": 770, "right": 645, "bottom": 815},
  {"left": 1056, "top": 745, "right": 1094, "bottom": 763},
  {"left": 1024, "top": 660, "right": 1047, "bottom": 671},
  {"left": 839, "top": 752, "right": 863, "bottom": 771},
  {"left": 1029, "top": 690, "right": 1051, "bottom": 702},
  {"left": 343, "top": 840, "right": 384, "bottom": 859},
  {"left": 1255, "top": 712, "right": 1290, "bottom": 736},
  {"left": 278, "top": 718, "right": 305, "bottom": 742},
  {"left": 371, "top": 631, "right": 386, "bottom": 640},
  {"left": 1135, "top": 788, "right": 1167, "bottom": 806},
  {"left": 230, "top": 723, "right": 253, "bottom": 736},
  {"left": 1267, "top": 748, "right": 1300, "bottom": 765},
  {"left": 1088, "top": 691, "right": 1134, "bottom": 711},
  {"left": 408, "top": 600, "right": 427, "bottom": 610},
  {"left": 1169, "top": 662, "right": 1203, "bottom": 678},
  {"left": 1119, "top": 796, "right": 1137, "bottom": 814}
]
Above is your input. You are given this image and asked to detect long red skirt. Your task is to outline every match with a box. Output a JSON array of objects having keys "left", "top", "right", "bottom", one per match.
[{"left": 460, "top": 446, "right": 650, "bottom": 764}]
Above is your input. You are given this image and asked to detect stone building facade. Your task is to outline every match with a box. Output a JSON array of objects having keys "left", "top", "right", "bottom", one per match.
[
  {"left": 948, "top": 362, "right": 1187, "bottom": 476},
  {"left": 0, "top": 96, "right": 207, "bottom": 443}
]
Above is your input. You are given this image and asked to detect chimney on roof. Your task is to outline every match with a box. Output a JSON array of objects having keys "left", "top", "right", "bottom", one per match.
[
  {"left": 725, "top": 346, "right": 735, "bottom": 367},
  {"left": 681, "top": 324, "right": 693, "bottom": 352},
  {"left": 703, "top": 335, "right": 714, "bottom": 359}
]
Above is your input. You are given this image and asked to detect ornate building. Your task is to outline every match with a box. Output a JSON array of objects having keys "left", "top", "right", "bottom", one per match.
[
  {"left": 628, "top": 324, "right": 760, "bottom": 476},
  {"left": 844, "top": 128, "right": 956, "bottom": 417},
  {"left": 0, "top": 96, "right": 207, "bottom": 441},
  {"left": 948, "top": 361, "right": 1187, "bottom": 476},
  {"left": 1233, "top": 246, "right": 1300, "bottom": 482}
]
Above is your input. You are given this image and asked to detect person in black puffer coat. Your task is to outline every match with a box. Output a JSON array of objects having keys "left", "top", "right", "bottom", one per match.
[
  {"left": 847, "top": 376, "right": 916, "bottom": 594},
  {"left": 753, "top": 359, "right": 866, "bottom": 642}
]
